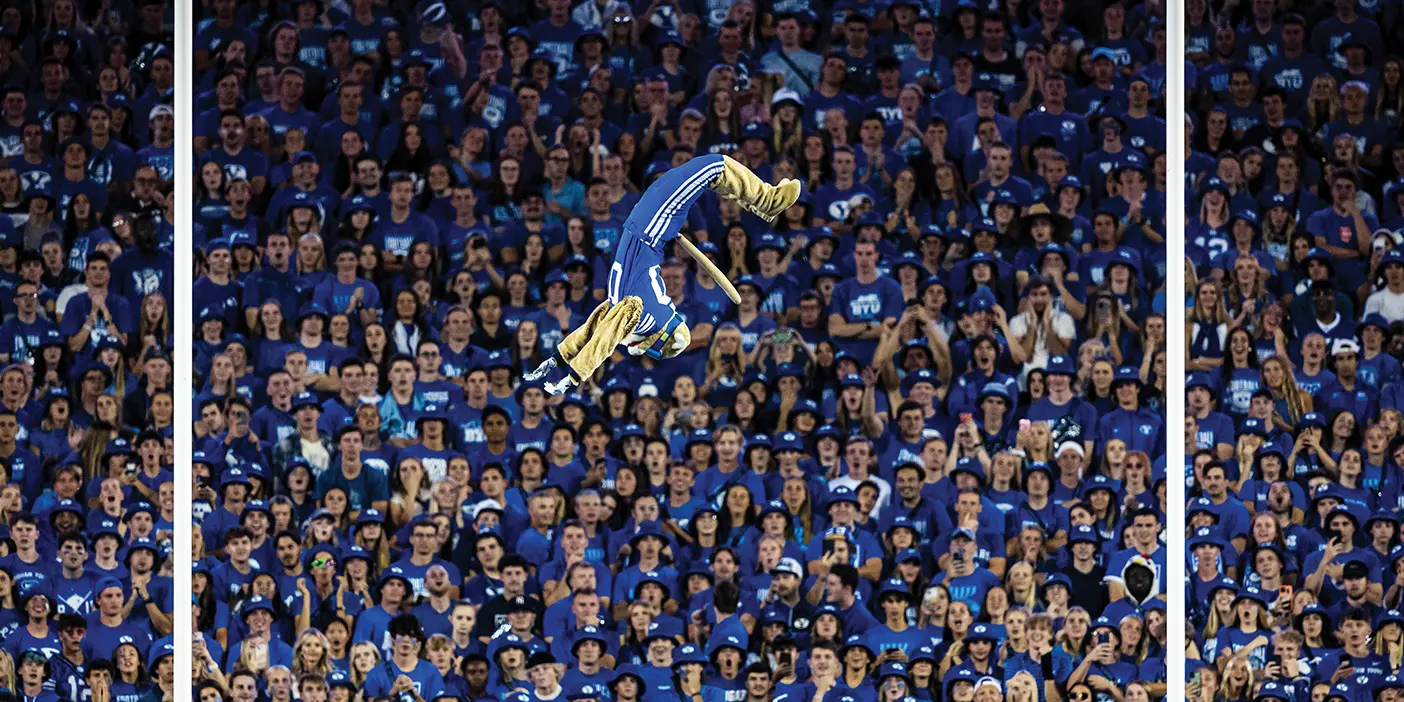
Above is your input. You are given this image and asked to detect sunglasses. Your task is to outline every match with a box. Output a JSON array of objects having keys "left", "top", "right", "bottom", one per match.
[
  {"left": 1070, "top": 694, "right": 1091, "bottom": 701},
  {"left": 311, "top": 556, "right": 335, "bottom": 569}
]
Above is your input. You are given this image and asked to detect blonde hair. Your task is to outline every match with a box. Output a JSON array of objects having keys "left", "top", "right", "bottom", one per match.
[
  {"left": 426, "top": 634, "right": 455, "bottom": 653},
  {"left": 292, "top": 629, "right": 335, "bottom": 677},
  {"left": 1307, "top": 74, "right": 1340, "bottom": 130},
  {"left": 348, "top": 642, "right": 382, "bottom": 687},
  {"left": 1262, "top": 356, "right": 1312, "bottom": 423},
  {"left": 0, "top": 650, "right": 16, "bottom": 694},
  {"left": 1201, "top": 597, "right": 1237, "bottom": 642},
  {"left": 1191, "top": 279, "right": 1230, "bottom": 326},
  {"left": 705, "top": 325, "right": 748, "bottom": 379},
  {"left": 236, "top": 638, "right": 271, "bottom": 678},
  {"left": 1375, "top": 623, "right": 1404, "bottom": 670}
]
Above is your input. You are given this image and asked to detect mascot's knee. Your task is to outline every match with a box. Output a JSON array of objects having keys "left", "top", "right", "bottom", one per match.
[
  {"left": 618, "top": 296, "right": 643, "bottom": 316},
  {"left": 615, "top": 297, "right": 643, "bottom": 329}
]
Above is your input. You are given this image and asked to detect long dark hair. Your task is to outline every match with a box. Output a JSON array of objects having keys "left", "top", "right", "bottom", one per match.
[
  {"left": 385, "top": 122, "right": 434, "bottom": 182},
  {"left": 332, "top": 135, "right": 370, "bottom": 194},
  {"left": 62, "top": 193, "right": 100, "bottom": 253}
]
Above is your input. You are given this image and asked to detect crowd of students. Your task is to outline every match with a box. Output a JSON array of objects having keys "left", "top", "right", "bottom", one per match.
[
  {"left": 0, "top": 0, "right": 180, "bottom": 701},
  {"left": 1183, "top": 0, "right": 1404, "bottom": 699},
  {"left": 190, "top": 0, "right": 1168, "bottom": 700}
]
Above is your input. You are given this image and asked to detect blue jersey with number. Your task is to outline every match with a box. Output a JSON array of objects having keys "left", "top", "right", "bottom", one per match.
[{"left": 607, "top": 155, "right": 727, "bottom": 340}]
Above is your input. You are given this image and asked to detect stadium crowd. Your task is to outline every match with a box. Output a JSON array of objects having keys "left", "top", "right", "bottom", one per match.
[
  {"left": 1178, "top": 0, "right": 1404, "bottom": 700},
  {"left": 0, "top": 0, "right": 181, "bottom": 701},
  {"left": 189, "top": 0, "right": 1169, "bottom": 700}
]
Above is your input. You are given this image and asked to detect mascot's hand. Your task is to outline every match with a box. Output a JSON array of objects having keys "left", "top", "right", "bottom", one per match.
[
  {"left": 661, "top": 323, "right": 691, "bottom": 358},
  {"left": 545, "top": 376, "right": 577, "bottom": 395}
]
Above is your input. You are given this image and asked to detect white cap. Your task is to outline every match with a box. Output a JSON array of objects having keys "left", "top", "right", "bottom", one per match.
[
  {"left": 472, "top": 499, "right": 506, "bottom": 520},
  {"left": 770, "top": 557, "right": 803, "bottom": 578},
  {"left": 973, "top": 677, "right": 1003, "bottom": 693},
  {"left": 1057, "top": 441, "right": 1085, "bottom": 459},
  {"left": 1332, "top": 339, "right": 1361, "bottom": 357},
  {"left": 771, "top": 88, "right": 803, "bottom": 108}
]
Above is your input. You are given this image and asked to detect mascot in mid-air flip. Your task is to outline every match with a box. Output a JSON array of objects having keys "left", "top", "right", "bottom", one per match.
[{"left": 526, "top": 154, "right": 801, "bottom": 394}]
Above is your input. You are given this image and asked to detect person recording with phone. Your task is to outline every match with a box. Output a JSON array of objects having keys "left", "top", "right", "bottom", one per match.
[
  {"left": 1303, "top": 506, "right": 1382, "bottom": 607},
  {"left": 1067, "top": 618, "right": 1137, "bottom": 700}
]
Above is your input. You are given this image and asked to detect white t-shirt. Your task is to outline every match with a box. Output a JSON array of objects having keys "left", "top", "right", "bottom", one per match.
[
  {"left": 830, "top": 473, "right": 892, "bottom": 520},
  {"left": 1008, "top": 309, "right": 1077, "bottom": 373},
  {"left": 1365, "top": 288, "right": 1404, "bottom": 323}
]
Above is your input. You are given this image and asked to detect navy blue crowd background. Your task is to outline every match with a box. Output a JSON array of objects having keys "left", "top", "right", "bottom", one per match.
[
  {"left": 0, "top": 0, "right": 180, "bottom": 701},
  {"left": 1179, "top": 0, "right": 1404, "bottom": 700},
  {"left": 188, "top": 0, "right": 1169, "bottom": 700}
]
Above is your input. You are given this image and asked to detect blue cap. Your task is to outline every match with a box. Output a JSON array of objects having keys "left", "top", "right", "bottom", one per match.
[
  {"left": 878, "top": 662, "right": 910, "bottom": 680},
  {"left": 1189, "top": 527, "right": 1223, "bottom": 550},
  {"left": 742, "top": 122, "right": 773, "bottom": 141},
  {"left": 774, "top": 431, "right": 805, "bottom": 454},
  {"left": 685, "top": 428, "right": 713, "bottom": 447},
  {"left": 290, "top": 391, "right": 319, "bottom": 412},
  {"left": 754, "top": 232, "right": 786, "bottom": 252},
  {"left": 965, "top": 623, "right": 1000, "bottom": 643},
  {"left": 902, "top": 368, "right": 939, "bottom": 393},
  {"left": 1187, "top": 498, "right": 1220, "bottom": 519},
  {"left": 976, "top": 381, "right": 1011, "bottom": 404},
  {"left": 1044, "top": 355, "right": 1074, "bottom": 376},
  {"left": 1069, "top": 524, "right": 1101, "bottom": 546},
  {"left": 241, "top": 595, "right": 275, "bottom": 618},
  {"left": 828, "top": 486, "right": 859, "bottom": 506},
  {"left": 1241, "top": 417, "right": 1268, "bottom": 437}
]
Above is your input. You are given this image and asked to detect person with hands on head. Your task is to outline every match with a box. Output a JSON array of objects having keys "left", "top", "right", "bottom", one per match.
[{"left": 1008, "top": 277, "right": 1077, "bottom": 373}]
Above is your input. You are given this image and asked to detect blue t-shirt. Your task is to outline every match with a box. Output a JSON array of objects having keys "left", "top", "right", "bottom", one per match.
[{"left": 828, "top": 276, "right": 904, "bottom": 364}]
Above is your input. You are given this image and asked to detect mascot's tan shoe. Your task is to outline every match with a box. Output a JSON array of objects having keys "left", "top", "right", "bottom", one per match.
[{"left": 710, "top": 156, "right": 802, "bottom": 222}]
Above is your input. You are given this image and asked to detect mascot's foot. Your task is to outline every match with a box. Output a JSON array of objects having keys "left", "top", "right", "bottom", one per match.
[
  {"left": 524, "top": 356, "right": 558, "bottom": 381},
  {"left": 712, "top": 157, "right": 803, "bottom": 222}
]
